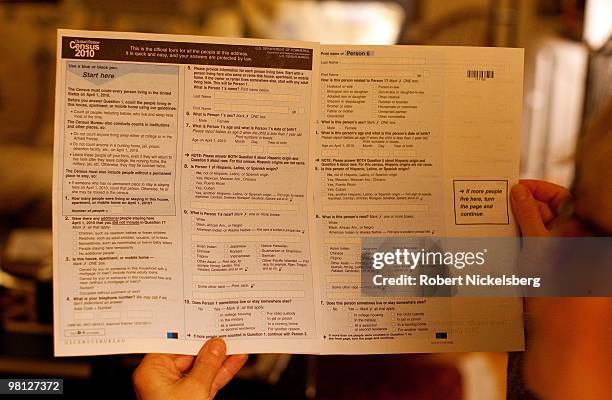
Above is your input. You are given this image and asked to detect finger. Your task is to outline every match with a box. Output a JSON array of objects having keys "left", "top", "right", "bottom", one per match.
[
  {"left": 519, "top": 179, "right": 572, "bottom": 213},
  {"left": 210, "top": 354, "right": 248, "bottom": 398},
  {"left": 133, "top": 354, "right": 178, "bottom": 393},
  {"left": 173, "top": 355, "right": 195, "bottom": 373},
  {"left": 137, "top": 353, "right": 194, "bottom": 379},
  {"left": 536, "top": 200, "right": 555, "bottom": 225},
  {"left": 186, "top": 337, "right": 227, "bottom": 390},
  {"left": 511, "top": 184, "right": 550, "bottom": 236}
]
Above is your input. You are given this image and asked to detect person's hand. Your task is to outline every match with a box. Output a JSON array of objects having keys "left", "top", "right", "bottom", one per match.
[
  {"left": 132, "top": 338, "right": 248, "bottom": 400},
  {"left": 512, "top": 180, "right": 612, "bottom": 398},
  {"left": 510, "top": 179, "right": 591, "bottom": 237}
]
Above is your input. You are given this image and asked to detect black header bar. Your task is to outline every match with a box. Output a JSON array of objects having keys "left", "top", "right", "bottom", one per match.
[{"left": 62, "top": 37, "right": 313, "bottom": 70}]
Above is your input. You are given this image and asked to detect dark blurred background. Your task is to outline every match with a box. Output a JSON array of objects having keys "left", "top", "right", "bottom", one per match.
[{"left": 0, "top": 0, "right": 610, "bottom": 398}]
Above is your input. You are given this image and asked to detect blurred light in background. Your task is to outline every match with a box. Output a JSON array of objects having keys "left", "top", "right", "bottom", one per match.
[
  {"left": 583, "top": 0, "right": 612, "bottom": 50},
  {"left": 244, "top": 1, "right": 405, "bottom": 44}
]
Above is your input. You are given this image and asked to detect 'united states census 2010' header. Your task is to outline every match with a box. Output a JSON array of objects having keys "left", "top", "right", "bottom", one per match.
[{"left": 61, "top": 37, "right": 313, "bottom": 70}]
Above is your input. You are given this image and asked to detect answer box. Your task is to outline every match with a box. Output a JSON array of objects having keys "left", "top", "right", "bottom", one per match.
[{"left": 453, "top": 180, "right": 509, "bottom": 225}]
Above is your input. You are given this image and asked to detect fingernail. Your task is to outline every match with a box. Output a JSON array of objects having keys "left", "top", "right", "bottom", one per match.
[
  {"left": 208, "top": 338, "right": 225, "bottom": 357},
  {"left": 512, "top": 184, "right": 528, "bottom": 201}
]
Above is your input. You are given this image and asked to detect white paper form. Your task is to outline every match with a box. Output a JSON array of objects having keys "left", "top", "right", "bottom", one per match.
[
  {"left": 312, "top": 45, "right": 525, "bottom": 353},
  {"left": 53, "top": 30, "right": 320, "bottom": 356},
  {"left": 54, "top": 31, "right": 526, "bottom": 356}
]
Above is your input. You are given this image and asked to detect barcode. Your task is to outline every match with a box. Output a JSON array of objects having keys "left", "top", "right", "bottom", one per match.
[{"left": 467, "top": 70, "right": 495, "bottom": 80}]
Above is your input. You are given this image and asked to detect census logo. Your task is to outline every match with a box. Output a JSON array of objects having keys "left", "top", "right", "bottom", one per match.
[{"left": 69, "top": 39, "right": 100, "bottom": 58}]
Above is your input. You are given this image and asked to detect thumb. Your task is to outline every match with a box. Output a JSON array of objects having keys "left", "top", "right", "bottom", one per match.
[
  {"left": 186, "top": 337, "right": 227, "bottom": 391},
  {"left": 511, "top": 184, "right": 549, "bottom": 237}
]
